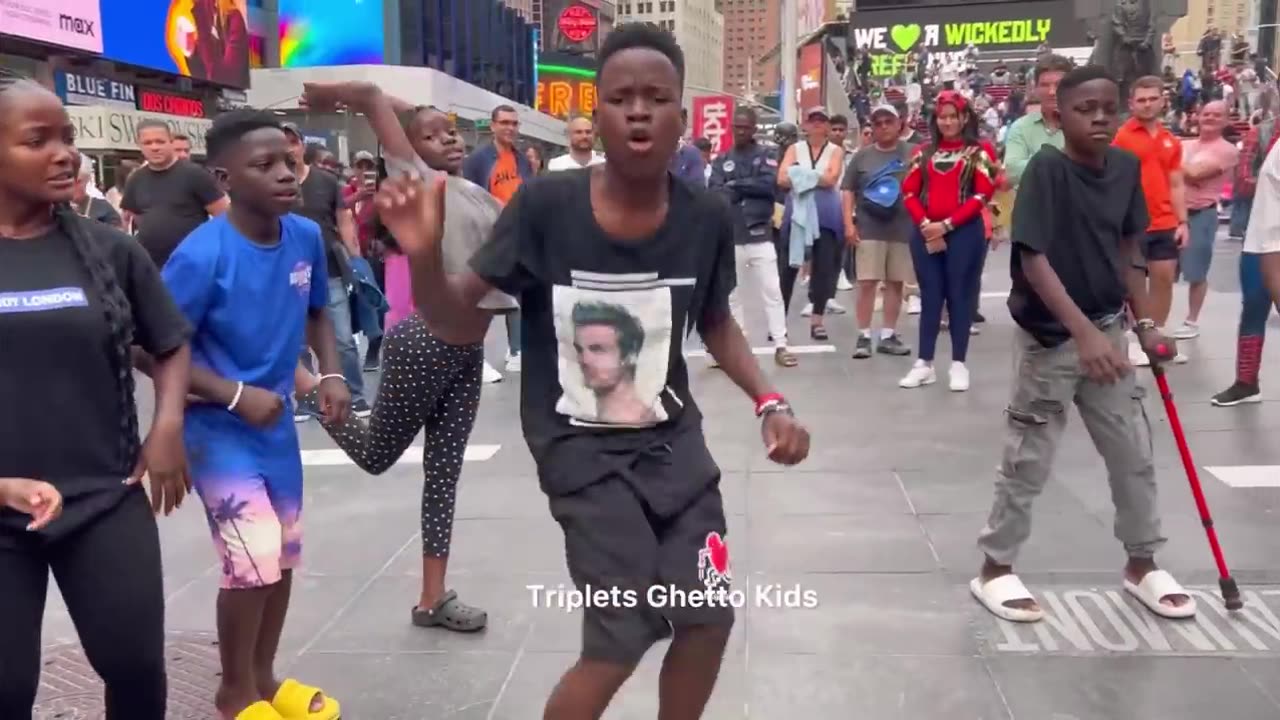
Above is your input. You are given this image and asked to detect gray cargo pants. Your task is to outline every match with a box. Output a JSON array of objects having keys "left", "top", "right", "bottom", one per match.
[{"left": 977, "top": 319, "right": 1167, "bottom": 565}]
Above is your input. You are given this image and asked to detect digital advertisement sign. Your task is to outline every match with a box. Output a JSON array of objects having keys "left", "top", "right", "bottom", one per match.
[
  {"left": 848, "top": 1, "right": 1089, "bottom": 77},
  {"left": 138, "top": 88, "right": 206, "bottom": 117},
  {"left": 99, "top": 0, "right": 250, "bottom": 89},
  {"left": 278, "top": 0, "right": 384, "bottom": 68},
  {"left": 536, "top": 62, "right": 596, "bottom": 120},
  {"left": 0, "top": 0, "right": 103, "bottom": 52},
  {"left": 692, "top": 95, "right": 734, "bottom": 156}
]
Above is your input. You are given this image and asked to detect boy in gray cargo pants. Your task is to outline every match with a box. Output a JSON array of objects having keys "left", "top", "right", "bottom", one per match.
[{"left": 968, "top": 66, "right": 1197, "bottom": 624}]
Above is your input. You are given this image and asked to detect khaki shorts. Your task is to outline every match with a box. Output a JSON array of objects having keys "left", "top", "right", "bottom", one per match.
[{"left": 856, "top": 239, "right": 915, "bottom": 283}]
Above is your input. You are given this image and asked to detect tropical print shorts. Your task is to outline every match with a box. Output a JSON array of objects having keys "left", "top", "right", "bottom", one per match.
[{"left": 195, "top": 472, "right": 302, "bottom": 590}]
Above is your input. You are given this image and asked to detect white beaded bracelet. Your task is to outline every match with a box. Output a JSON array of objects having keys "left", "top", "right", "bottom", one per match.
[
  {"left": 227, "top": 381, "right": 245, "bottom": 411},
  {"left": 317, "top": 373, "right": 347, "bottom": 385}
]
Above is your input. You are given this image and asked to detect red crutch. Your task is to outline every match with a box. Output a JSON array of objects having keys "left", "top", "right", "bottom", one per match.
[{"left": 1151, "top": 345, "right": 1243, "bottom": 611}]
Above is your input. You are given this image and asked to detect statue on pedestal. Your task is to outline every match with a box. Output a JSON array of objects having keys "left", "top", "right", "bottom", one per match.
[
  {"left": 1079, "top": 0, "right": 1186, "bottom": 103},
  {"left": 1094, "top": 0, "right": 1156, "bottom": 101}
]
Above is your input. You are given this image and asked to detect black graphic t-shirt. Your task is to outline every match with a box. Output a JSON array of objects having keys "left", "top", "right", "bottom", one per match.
[
  {"left": 121, "top": 159, "right": 225, "bottom": 267},
  {"left": 0, "top": 219, "right": 192, "bottom": 545},
  {"left": 470, "top": 169, "right": 736, "bottom": 506}
]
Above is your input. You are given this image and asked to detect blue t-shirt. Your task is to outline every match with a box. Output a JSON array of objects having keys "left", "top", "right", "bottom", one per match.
[{"left": 162, "top": 214, "right": 328, "bottom": 483}]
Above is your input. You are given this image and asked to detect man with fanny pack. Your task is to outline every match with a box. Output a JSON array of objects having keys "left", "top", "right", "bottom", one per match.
[{"left": 842, "top": 104, "right": 915, "bottom": 359}]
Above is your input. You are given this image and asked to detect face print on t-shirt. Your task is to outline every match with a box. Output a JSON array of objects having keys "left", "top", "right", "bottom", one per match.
[
  {"left": 489, "top": 148, "right": 523, "bottom": 205},
  {"left": 552, "top": 272, "right": 676, "bottom": 428}
]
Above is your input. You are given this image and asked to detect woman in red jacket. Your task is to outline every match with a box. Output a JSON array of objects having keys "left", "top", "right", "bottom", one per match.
[{"left": 899, "top": 91, "right": 996, "bottom": 392}]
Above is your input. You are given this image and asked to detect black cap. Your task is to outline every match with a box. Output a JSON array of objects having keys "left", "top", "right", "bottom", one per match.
[{"left": 280, "top": 122, "right": 302, "bottom": 139}]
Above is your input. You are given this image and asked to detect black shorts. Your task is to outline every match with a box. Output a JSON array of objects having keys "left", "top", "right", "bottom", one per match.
[
  {"left": 1142, "top": 230, "right": 1180, "bottom": 263},
  {"left": 548, "top": 475, "right": 735, "bottom": 665}
]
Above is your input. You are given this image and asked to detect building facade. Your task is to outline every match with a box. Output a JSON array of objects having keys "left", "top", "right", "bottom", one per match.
[
  {"left": 616, "top": 0, "right": 724, "bottom": 94},
  {"left": 721, "top": 0, "right": 781, "bottom": 97},
  {"left": 503, "top": 0, "right": 538, "bottom": 22},
  {"left": 1168, "top": 0, "right": 1255, "bottom": 71}
]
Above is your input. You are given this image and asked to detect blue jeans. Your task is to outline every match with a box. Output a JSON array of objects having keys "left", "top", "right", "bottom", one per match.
[
  {"left": 909, "top": 219, "right": 985, "bottom": 363},
  {"left": 325, "top": 277, "right": 366, "bottom": 402},
  {"left": 1229, "top": 195, "right": 1252, "bottom": 238},
  {"left": 1180, "top": 207, "right": 1218, "bottom": 283}
]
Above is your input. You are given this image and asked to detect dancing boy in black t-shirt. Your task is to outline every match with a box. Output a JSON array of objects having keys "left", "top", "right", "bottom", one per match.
[
  {"left": 375, "top": 24, "right": 809, "bottom": 720},
  {"left": 970, "top": 66, "right": 1195, "bottom": 625}
]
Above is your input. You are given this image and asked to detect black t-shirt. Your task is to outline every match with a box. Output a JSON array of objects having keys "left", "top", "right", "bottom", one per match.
[
  {"left": 0, "top": 217, "right": 191, "bottom": 545},
  {"left": 1008, "top": 147, "right": 1149, "bottom": 347},
  {"left": 121, "top": 160, "right": 224, "bottom": 268},
  {"left": 469, "top": 171, "right": 736, "bottom": 511},
  {"left": 297, "top": 168, "right": 348, "bottom": 278}
]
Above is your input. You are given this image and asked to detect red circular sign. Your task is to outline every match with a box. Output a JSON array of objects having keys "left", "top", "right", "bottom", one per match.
[{"left": 558, "top": 5, "right": 598, "bottom": 44}]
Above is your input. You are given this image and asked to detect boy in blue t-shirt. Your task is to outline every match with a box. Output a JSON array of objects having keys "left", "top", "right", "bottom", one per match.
[{"left": 161, "top": 109, "right": 350, "bottom": 720}]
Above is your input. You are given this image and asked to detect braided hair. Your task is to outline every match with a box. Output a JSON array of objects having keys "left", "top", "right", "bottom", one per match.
[{"left": 0, "top": 68, "right": 140, "bottom": 472}]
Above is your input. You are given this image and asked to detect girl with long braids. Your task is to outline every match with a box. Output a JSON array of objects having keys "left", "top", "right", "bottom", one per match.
[
  {"left": 295, "top": 81, "right": 516, "bottom": 631},
  {"left": 0, "top": 70, "right": 194, "bottom": 718},
  {"left": 899, "top": 90, "right": 997, "bottom": 393}
]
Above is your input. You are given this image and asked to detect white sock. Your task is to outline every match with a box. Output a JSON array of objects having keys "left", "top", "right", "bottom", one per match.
[
  {"left": 860, "top": 329, "right": 872, "bottom": 339},
  {"left": 880, "top": 328, "right": 895, "bottom": 340}
]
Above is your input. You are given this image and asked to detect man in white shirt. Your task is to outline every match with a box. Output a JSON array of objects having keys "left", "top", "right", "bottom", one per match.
[
  {"left": 1246, "top": 133, "right": 1280, "bottom": 299},
  {"left": 547, "top": 116, "right": 606, "bottom": 171}
]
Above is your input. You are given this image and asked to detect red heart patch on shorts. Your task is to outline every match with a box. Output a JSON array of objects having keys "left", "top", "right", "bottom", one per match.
[{"left": 704, "top": 532, "right": 729, "bottom": 575}]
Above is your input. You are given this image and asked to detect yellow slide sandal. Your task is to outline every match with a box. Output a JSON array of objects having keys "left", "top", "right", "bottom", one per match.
[
  {"left": 271, "top": 678, "right": 341, "bottom": 719},
  {"left": 236, "top": 701, "right": 286, "bottom": 719}
]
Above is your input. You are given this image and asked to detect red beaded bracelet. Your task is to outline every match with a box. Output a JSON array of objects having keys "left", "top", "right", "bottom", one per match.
[{"left": 754, "top": 392, "right": 785, "bottom": 417}]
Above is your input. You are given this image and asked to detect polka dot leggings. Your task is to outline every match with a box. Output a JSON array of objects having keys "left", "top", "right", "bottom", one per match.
[{"left": 314, "top": 313, "right": 482, "bottom": 557}]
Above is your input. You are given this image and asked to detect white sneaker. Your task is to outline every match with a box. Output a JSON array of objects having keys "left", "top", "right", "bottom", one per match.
[
  {"left": 827, "top": 300, "right": 848, "bottom": 314},
  {"left": 801, "top": 302, "right": 813, "bottom": 317},
  {"left": 1173, "top": 351, "right": 1189, "bottom": 364},
  {"left": 482, "top": 361, "right": 503, "bottom": 384},
  {"left": 1172, "top": 321, "right": 1200, "bottom": 340},
  {"left": 970, "top": 325, "right": 982, "bottom": 336},
  {"left": 949, "top": 361, "right": 970, "bottom": 392},
  {"left": 837, "top": 272, "right": 854, "bottom": 291},
  {"left": 907, "top": 295, "right": 922, "bottom": 315},
  {"left": 1129, "top": 342, "right": 1150, "bottom": 367},
  {"left": 899, "top": 360, "right": 937, "bottom": 388},
  {"left": 505, "top": 352, "right": 522, "bottom": 372}
]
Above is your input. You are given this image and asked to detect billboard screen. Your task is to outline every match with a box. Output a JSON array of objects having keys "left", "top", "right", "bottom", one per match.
[
  {"left": 848, "top": 1, "right": 1089, "bottom": 78},
  {"left": 0, "top": 0, "right": 103, "bottom": 53},
  {"left": 279, "top": 0, "right": 384, "bottom": 67},
  {"left": 99, "top": 0, "right": 250, "bottom": 89}
]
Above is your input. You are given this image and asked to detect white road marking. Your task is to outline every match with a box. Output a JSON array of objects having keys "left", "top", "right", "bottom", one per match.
[
  {"left": 300, "top": 444, "right": 501, "bottom": 466},
  {"left": 1204, "top": 465, "right": 1280, "bottom": 488},
  {"left": 686, "top": 344, "right": 837, "bottom": 358}
]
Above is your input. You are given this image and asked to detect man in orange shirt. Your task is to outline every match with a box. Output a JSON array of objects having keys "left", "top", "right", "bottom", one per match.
[
  {"left": 1112, "top": 76, "right": 1189, "bottom": 365},
  {"left": 463, "top": 104, "right": 535, "bottom": 380}
]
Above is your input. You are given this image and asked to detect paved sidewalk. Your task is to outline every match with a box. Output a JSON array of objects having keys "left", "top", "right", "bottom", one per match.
[{"left": 37, "top": 241, "right": 1280, "bottom": 719}]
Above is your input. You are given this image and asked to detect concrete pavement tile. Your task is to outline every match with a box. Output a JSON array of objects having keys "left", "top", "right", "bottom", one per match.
[
  {"left": 746, "top": 470, "right": 912, "bottom": 516},
  {"left": 284, "top": 650, "right": 513, "bottom": 719},
  {"left": 454, "top": 473, "right": 555, "bottom": 520},
  {"left": 896, "top": 468, "right": 1086, "bottom": 515},
  {"left": 163, "top": 572, "right": 374, "bottom": 657},
  {"left": 746, "top": 572, "right": 979, "bottom": 656},
  {"left": 1238, "top": 659, "right": 1280, "bottom": 709},
  {"left": 920, "top": 510, "right": 1122, "bottom": 574},
  {"left": 748, "top": 513, "right": 937, "bottom": 573},
  {"left": 488, "top": 649, "right": 747, "bottom": 719},
  {"left": 987, "top": 656, "right": 1279, "bottom": 719},
  {"left": 746, "top": 654, "right": 1010, "bottom": 719},
  {"left": 303, "top": 574, "right": 544, "bottom": 653},
  {"left": 387, "top": 517, "right": 568, "bottom": 576}
]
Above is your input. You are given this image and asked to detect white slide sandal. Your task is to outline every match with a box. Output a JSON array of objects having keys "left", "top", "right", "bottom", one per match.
[
  {"left": 1123, "top": 569, "right": 1197, "bottom": 619},
  {"left": 970, "top": 574, "right": 1046, "bottom": 623}
]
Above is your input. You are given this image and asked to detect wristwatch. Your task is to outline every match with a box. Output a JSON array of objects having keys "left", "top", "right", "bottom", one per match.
[
  {"left": 1135, "top": 318, "right": 1158, "bottom": 332},
  {"left": 942, "top": 219, "right": 955, "bottom": 233}
]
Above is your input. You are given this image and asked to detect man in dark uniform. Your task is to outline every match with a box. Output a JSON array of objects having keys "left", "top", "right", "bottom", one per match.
[{"left": 709, "top": 107, "right": 796, "bottom": 367}]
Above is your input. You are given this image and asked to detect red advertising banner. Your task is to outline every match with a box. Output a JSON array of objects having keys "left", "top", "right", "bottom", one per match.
[
  {"left": 692, "top": 95, "right": 735, "bottom": 156},
  {"left": 797, "top": 42, "right": 823, "bottom": 116}
]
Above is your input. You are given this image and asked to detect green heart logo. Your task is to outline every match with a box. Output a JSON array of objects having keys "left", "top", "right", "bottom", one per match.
[{"left": 890, "top": 24, "right": 922, "bottom": 52}]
